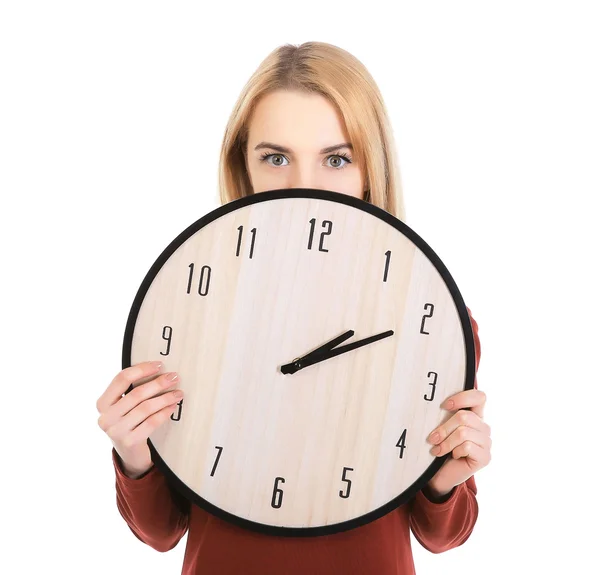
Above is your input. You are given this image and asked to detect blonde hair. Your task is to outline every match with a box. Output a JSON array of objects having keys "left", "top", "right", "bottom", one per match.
[{"left": 218, "top": 41, "right": 406, "bottom": 221}]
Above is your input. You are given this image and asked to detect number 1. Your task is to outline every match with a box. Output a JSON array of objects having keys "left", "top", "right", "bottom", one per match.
[{"left": 383, "top": 250, "right": 391, "bottom": 282}]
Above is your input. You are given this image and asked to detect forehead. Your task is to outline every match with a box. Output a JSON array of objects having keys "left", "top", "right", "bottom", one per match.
[{"left": 247, "top": 90, "right": 350, "bottom": 149}]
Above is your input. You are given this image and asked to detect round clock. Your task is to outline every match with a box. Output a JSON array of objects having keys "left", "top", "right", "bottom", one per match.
[{"left": 122, "top": 188, "right": 475, "bottom": 536}]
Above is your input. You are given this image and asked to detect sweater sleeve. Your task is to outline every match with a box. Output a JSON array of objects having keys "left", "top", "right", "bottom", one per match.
[
  {"left": 409, "top": 307, "right": 482, "bottom": 553},
  {"left": 112, "top": 448, "right": 190, "bottom": 552}
]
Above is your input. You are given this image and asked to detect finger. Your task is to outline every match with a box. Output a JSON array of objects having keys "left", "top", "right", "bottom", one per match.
[
  {"left": 430, "top": 427, "right": 491, "bottom": 458},
  {"left": 114, "top": 371, "right": 180, "bottom": 419},
  {"left": 96, "top": 361, "right": 163, "bottom": 413},
  {"left": 450, "top": 440, "right": 491, "bottom": 468},
  {"left": 107, "top": 390, "right": 184, "bottom": 443},
  {"left": 442, "top": 389, "right": 487, "bottom": 418},
  {"left": 124, "top": 402, "right": 184, "bottom": 448},
  {"left": 98, "top": 371, "right": 180, "bottom": 434},
  {"left": 427, "top": 408, "right": 491, "bottom": 446}
]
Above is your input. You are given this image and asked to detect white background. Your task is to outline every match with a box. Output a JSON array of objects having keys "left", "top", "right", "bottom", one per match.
[{"left": 1, "top": 1, "right": 598, "bottom": 573}]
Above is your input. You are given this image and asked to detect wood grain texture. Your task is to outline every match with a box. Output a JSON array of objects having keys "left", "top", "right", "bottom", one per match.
[{"left": 125, "top": 190, "right": 472, "bottom": 534}]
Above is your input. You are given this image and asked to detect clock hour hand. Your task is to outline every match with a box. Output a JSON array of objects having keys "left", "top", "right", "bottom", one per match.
[
  {"left": 296, "top": 329, "right": 355, "bottom": 361},
  {"left": 281, "top": 329, "right": 354, "bottom": 374},
  {"left": 280, "top": 330, "right": 354, "bottom": 376},
  {"left": 281, "top": 329, "right": 394, "bottom": 375}
]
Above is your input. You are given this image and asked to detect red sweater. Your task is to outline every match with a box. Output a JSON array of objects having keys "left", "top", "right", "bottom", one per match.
[{"left": 113, "top": 311, "right": 481, "bottom": 574}]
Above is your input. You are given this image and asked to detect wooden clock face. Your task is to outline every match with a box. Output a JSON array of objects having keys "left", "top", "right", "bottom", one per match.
[{"left": 122, "top": 188, "right": 475, "bottom": 536}]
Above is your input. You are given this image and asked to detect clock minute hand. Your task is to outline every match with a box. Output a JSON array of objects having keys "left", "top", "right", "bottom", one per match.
[
  {"left": 309, "top": 329, "right": 395, "bottom": 364},
  {"left": 281, "top": 329, "right": 394, "bottom": 375}
]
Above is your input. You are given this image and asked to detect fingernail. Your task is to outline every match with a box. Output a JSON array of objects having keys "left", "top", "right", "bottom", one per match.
[
  {"left": 151, "top": 361, "right": 163, "bottom": 370},
  {"left": 428, "top": 432, "right": 440, "bottom": 444},
  {"left": 443, "top": 399, "right": 454, "bottom": 410},
  {"left": 430, "top": 445, "right": 441, "bottom": 456},
  {"left": 166, "top": 372, "right": 179, "bottom": 382}
]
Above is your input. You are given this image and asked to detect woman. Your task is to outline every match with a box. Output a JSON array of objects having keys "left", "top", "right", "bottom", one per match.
[{"left": 97, "top": 41, "right": 491, "bottom": 574}]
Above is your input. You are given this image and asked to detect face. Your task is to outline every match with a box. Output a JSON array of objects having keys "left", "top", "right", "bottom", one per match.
[{"left": 244, "top": 90, "right": 366, "bottom": 199}]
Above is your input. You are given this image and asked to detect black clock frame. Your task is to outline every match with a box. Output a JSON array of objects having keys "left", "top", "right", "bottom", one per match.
[{"left": 122, "top": 188, "right": 476, "bottom": 537}]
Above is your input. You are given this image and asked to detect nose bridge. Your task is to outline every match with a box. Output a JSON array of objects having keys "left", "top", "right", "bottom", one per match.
[{"left": 288, "top": 158, "right": 316, "bottom": 189}]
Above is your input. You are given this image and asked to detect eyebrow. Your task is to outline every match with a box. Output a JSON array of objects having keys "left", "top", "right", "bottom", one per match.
[{"left": 254, "top": 142, "right": 353, "bottom": 154}]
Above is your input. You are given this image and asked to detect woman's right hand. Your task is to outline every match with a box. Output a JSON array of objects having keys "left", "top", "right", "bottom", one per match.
[{"left": 96, "top": 361, "right": 183, "bottom": 478}]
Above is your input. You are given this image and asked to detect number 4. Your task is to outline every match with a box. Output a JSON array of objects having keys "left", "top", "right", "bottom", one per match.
[{"left": 396, "top": 429, "right": 407, "bottom": 459}]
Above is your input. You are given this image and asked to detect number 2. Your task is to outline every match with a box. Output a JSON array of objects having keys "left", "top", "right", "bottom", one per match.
[{"left": 420, "top": 303, "right": 435, "bottom": 334}]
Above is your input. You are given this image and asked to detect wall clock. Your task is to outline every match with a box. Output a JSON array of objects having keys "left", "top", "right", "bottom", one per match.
[{"left": 122, "top": 188, "right": 475, "bottom": 536}]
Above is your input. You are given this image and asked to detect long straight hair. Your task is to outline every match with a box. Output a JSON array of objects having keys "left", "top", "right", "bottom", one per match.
[{"left": 218, "top": 42, "right": 406, "bottom": 221}]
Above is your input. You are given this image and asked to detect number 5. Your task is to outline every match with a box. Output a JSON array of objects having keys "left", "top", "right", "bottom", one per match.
[{"left": 339, "top": 466, "right": 354, "bottom": 499}]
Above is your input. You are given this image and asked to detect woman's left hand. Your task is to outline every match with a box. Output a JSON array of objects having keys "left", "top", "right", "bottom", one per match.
[{"left": 425, "top": 389, "right": 491, "bottom": 498}]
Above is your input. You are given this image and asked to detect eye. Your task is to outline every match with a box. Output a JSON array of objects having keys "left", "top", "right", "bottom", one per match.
[
  {"left": 326, "top": 153, "right": 352, "bottom": 169},
  {"left": 259, "top": 153, "right": 289, "bottom": 167}
]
